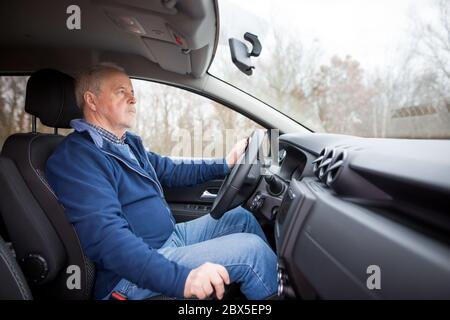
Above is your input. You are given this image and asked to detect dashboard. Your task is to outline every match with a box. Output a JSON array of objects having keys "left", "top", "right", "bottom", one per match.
[{"left": 247, "top": 132, "right": 450, "bottom": 299}]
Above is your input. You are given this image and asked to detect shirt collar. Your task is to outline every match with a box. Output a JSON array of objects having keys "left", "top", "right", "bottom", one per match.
[
  {"left": 84, "top": 121, "right": 126, "bottom": 145},
  {"left": 70, "top": 119, "right": 128, "bottom": 147},
  {"left": 70, "top": 118, "right": 144, "bottom": 152}
]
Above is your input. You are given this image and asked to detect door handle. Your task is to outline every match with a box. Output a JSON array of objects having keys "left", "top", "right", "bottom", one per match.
[{"left": 200, "top": 190, "right": 218, "bottom": 199}]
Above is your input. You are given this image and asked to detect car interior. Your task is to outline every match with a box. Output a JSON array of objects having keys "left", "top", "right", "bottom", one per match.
[{"left": 1, "top": 0, "right": 450, "bottom": 300}]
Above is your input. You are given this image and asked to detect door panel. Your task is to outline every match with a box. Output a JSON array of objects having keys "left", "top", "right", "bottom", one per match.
[{"left": 164, "top": 179, "right": 223, "bottom": 222}]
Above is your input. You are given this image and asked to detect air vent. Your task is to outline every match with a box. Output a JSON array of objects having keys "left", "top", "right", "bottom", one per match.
[
  {"left": 312, "top": 148, "right": 335, "bottom": 182},
  {"left": 312, "top": 148, "right": 327, "bottom": 178},
  {"left": 326, "top": 150, "right": 346, "bottom": 186}
]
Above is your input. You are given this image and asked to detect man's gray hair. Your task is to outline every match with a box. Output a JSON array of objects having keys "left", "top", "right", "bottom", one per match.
[{"left": 74, "top": 62, "right": 125, "bottom": 110}]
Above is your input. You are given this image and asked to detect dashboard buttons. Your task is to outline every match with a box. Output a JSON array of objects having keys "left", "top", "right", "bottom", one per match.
[{"left": 249, "top": 192, "right": 265, "bottom": 211}]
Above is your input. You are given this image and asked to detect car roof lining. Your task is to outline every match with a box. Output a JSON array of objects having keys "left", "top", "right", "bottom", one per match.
[{"left": 0, "top": 0, "right": 218, "bottom": 78}]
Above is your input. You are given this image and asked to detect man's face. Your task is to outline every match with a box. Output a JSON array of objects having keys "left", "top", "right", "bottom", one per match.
[{"left": 95, "top": 71, "right": 136, "bottom": 130}]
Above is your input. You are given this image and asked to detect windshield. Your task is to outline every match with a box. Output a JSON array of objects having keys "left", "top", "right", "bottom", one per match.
[{"left": 209, "top": 0, "right": 450, "bottom": 138}]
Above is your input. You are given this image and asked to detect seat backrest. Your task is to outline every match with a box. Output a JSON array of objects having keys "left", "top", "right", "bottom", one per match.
[
  {"left": 0, "top": 69, "right": 95, "bottom": 299},
  {"left": 0, "top": 154, "right": 65, "bottom": 287},
  {"left": 0, "top": 234, "right": 32, "bottom": 300}
]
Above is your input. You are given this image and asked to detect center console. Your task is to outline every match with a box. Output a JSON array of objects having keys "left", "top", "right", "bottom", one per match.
[{"left": 275, "top": 178, "right": 317, "bottom": 299}]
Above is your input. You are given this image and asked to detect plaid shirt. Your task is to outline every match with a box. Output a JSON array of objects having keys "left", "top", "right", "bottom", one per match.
[{"left": 85, "top": 122, "right": 126, "bottom": 145}]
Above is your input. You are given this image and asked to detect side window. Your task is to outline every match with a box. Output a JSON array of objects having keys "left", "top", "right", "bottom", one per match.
[
  {"left": 131, "top": 79, "right": 262, "bottom": 158},
  {"left": 0, "top": 76, "right": 73, "bottom": 149}
]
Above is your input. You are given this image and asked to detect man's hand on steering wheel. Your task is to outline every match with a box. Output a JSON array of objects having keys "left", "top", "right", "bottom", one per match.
[
  {"left": 226, "top": 137, "right": 249, "bottom": 169},
  {"left": 210, "top": 130, "right": 266, "bottom": 220}
]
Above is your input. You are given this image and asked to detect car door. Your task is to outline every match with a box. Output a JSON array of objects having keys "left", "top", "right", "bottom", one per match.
[{"left": 130, "top": 79, "right": 262, "bottom": 222}]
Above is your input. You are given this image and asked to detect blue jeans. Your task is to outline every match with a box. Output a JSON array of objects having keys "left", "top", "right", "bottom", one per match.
[{"left": 104, "top": 206, "right": 277, "bottom": 300}]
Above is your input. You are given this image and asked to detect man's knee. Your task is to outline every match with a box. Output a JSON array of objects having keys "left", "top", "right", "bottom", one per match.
[
  {"left": 236, "top": 233, "right": 272, "bottom": 256},
  {"left": 232, "top": 206, "right": 257, "bottom": 225}
]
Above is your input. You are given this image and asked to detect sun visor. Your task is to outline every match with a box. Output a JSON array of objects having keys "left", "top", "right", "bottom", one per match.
[{"left": 142, "top": 37, "right": 191, "bottom": 75}]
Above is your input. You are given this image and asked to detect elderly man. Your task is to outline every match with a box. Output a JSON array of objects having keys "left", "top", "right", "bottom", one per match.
[{"left": 45, "top": 64, "right": 277, "bottom": 300}]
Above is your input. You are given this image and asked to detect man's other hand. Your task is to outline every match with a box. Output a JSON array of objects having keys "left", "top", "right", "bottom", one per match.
[
  {"left": 184, "top": 262, "right": 230, "bottom": 300},
  {"left": 226, "top": 138, "right": 249, "bottom": 169}
]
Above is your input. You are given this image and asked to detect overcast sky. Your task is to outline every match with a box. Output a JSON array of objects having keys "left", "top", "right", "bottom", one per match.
[{"left": 219, "top": 0, "right": 440, "bottom": 71}]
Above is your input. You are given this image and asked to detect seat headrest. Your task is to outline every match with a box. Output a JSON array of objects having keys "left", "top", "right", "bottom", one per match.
[{"left": 25, "top": 69, "right": 82, "bottom": 129}]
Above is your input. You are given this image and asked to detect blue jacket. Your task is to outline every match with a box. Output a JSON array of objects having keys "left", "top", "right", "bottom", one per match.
[{"left": 45, "top": 119, "right": 229, "bottom": 299}]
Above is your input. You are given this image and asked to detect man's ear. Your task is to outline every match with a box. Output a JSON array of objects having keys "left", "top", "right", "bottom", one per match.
[{"left": 84, "top": 91, "right": 97, "bottom": 112}]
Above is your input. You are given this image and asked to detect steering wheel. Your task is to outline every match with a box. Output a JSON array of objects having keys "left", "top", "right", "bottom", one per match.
[{"left": 210, "top": 129, "right": 267, "bottom": 219}]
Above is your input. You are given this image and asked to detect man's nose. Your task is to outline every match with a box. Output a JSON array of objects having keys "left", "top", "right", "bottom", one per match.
[{"left": 128, "top": 94, "right": 136, "bottom": 104}]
